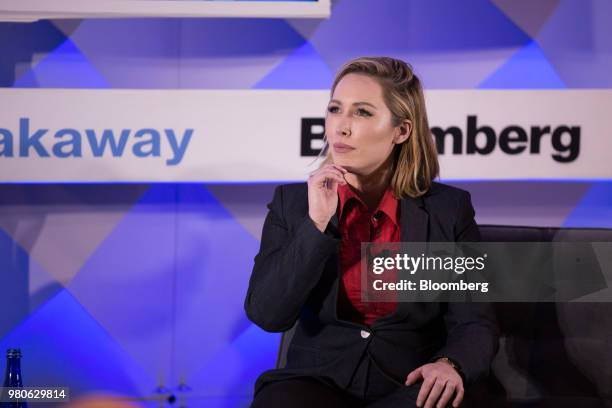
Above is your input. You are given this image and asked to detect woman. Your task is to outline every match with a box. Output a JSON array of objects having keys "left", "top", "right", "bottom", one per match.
[{"left": 245, "top": 57, "right": 498, "bottom": 408}]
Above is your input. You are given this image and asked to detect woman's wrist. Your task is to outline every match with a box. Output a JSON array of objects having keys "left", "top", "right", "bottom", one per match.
[{"left": 436, "top": 357, "right": 465, "bottom": 383}]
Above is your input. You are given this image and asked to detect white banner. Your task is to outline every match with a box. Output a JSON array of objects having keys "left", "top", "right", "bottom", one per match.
[
  {"left": 0, "top": 89, "right": 611, "bottom": 182},
  {"left": 0, "top": 0, "right": 330, "bottom": 22}
]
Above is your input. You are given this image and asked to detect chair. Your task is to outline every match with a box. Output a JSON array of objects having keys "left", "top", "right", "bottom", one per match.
[{"left": 276, "top": 225, "right": 612, "bottom": 407}]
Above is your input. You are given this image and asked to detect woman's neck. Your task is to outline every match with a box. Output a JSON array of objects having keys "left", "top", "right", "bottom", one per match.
[{"left": 345, "top": 158, "right": 394, "bottom": 211}]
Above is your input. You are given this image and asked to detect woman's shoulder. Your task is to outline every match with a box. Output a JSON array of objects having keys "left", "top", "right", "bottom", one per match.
[
  {"left": 426, "top": 181, "right": 471, "bottom": 197},
  {"left": 276, "top": 182, "right": 308, "bottom": 195},
  {"left": 272, "top": 182, "right": 308, "bottom": 201},
  {"left": 268, "top": 182, "right": 309, "bottom": 214},
  {"left": 423, "top": 181, "right": 473, "bottom": 209}
]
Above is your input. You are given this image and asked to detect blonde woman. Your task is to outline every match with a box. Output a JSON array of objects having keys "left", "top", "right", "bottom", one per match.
[{"left": 245, "top": 57, "right": 498, "bottom": 408}]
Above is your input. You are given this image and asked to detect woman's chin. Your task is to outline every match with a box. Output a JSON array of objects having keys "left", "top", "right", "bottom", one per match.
[
  {"left": 331, "top": 158, "right": 372, "bottom": 176},
  {"left": 333, "top": 160, "right": 354, "bottom": 172},
  {"left": 332, "top": 157, "right": 353, "bottom": 168},
  {"left": 333, "top": 162, "right": 361, "bottom": 175}
]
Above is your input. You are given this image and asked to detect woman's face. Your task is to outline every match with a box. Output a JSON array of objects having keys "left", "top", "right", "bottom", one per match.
[{"left": 325, "top": 73, "right": 409, "bottom": 175}]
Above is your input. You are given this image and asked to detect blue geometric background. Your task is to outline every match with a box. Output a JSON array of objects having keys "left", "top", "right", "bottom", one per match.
[{"left": 1, "top": 1, "right": 611, "bottom": 406}]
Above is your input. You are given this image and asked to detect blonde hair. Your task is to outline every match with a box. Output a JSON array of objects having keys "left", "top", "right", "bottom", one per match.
[{"left": 321, "top": 56, "right": 439, "bottom": 198}]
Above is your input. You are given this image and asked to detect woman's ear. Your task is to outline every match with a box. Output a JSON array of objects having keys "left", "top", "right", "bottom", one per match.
[{"left": 394, "top": 120, "right": 412, "bottom": 144}]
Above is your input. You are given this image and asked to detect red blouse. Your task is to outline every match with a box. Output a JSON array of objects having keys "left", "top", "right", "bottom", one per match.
[{"left": 336, "top": 183, "right": 400, "bottom": 326}]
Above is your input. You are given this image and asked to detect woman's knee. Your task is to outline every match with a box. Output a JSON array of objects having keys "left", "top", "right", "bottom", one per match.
[{"left": 251, "top": 378, "right": 357, "bottom": 408}]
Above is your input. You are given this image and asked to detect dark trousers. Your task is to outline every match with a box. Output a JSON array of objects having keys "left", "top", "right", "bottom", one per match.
[
  {"left": 251, "top": 356, "right": 424, "bottom": 407},
  {"left": 250, "top": 377, "right": 422, "bottom": 408}
]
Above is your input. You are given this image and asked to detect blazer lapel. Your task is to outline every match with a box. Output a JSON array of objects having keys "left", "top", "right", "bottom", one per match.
[
  {"left": 328, "top": 213, "right": 340, "bottom": 237},
  {"left": 400, "top": 195, "right": 429, "bottom": 243},
  {"left": 374, "top": 195, "right": 430, "bottom": 326}
]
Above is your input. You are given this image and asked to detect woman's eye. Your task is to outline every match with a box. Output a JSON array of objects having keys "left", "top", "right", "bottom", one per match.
[
  {"left": 327, "top": 106, "right": 339, "bottom": 113},
  {"left": 356, "top": 108, "right": 372, "bottom": 117}
]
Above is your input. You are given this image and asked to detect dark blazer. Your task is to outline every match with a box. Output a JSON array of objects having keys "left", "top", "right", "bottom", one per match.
[{"left": 244, "top": 181, "right": 499, "bottom": 395}]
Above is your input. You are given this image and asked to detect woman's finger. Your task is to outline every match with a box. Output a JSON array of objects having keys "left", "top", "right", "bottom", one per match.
[
  {"left": 405, "top": 367, "right": 423, "bottom": 386},
  {"left": 416, "top": 377, "right": 435, "bottom": 407},
  {"left": 312, "top": 171, "right": 346, "bottom": 186},
  {"left": 322, "top": 177, "right": 346, "bottom": 189},
  {"left": 436, "top": 382, "right": 456, "bottom": 408},
  {"left": 452, "top": 385, "right": 464, "bottom": 407},
  {"left": 423, "top": 379, "right": 446, "bottom": 408},
  {"left": 330, "top": 164, "right": 348, "bottom": 174},
  {"left": 309, "top": 166, "right": 345, "bottom": 180}
]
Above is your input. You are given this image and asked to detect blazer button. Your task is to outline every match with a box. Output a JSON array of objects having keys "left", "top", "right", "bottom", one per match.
[{"left": 360, "top": 329, "right": 371, "bottom": 339}]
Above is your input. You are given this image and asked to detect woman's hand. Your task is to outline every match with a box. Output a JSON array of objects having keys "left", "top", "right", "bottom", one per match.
[
  {"left": 307, "top": 164, "right": 347, "bottom": 232},
  {"left": 405, "top": 360, "right": 464, "bottom": 408}
]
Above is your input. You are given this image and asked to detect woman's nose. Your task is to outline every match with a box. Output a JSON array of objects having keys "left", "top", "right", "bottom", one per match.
[{"left": 336, "top": 121, "right": 352, "bottom": 137}]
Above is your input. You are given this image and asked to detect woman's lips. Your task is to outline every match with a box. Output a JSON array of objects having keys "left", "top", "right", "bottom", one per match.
[{"left": 333, "top": 143, "right": 355, "bottom": 153}]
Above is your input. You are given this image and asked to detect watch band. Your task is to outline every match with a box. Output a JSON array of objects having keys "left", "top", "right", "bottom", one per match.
[{"left": 436, "top": 357, "right": 465, "bottom": 382}]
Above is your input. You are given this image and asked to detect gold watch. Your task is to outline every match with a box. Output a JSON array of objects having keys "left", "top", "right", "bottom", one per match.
[{"left": 436, "top": 357, "right": 462, "bottom": 374}]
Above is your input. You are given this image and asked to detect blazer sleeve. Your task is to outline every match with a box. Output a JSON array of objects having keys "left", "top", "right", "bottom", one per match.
[
  {"left": 431, "top": 191, "right": 500, "bottom": 385},
  {"left": 244, "top": 185, "right": 340, "bottom": 332}
]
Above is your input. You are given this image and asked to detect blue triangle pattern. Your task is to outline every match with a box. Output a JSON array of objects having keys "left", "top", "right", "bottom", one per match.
[
  {"left": 534, "top": 0, "right": 612, "bottom": 87},
  {"left": 0, "top": 228, "right": 29, "bottom": 337},
  {"left": 66, "top": 184, "right": 176, "bottom": 384},
  {"left": 308, "top": 0, "right": 532, "bottom": 72},
  {"left": 12, "top": 69, "right": 40, "bottom": 88},
  {"left": 479, "top": 40, "right": 565, "bottom": 88},
  {"left": 190, "top": 321, "right": 279, "bottom": 395},
  {"left": 0, "top": 289, "right": 155, "bottom": 396},
  {"left": 1, "top": 20, "right": 68, "bottom": 87},
  {"left": 172, "top": 184, "right": 265, "bottom": 382},
  {"left": 562, "top": 181, "right": 612, "bottom": 228},
  {"left": 14, "top": 37, "right": 109, "bottom": 88},
  {"left": 254, "top": 41, "right": 334, "bottom": 89}
]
